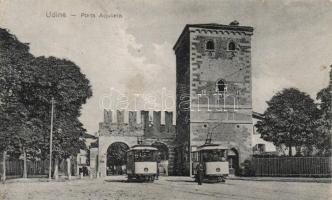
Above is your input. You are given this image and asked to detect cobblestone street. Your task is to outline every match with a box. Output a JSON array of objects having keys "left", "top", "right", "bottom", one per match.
[{"left": 0, "top": 176, "right": 331, "bottom": 200}]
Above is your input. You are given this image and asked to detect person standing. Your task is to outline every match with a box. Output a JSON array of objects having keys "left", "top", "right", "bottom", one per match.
[
  {"left": 196, "top": 163, "right": 204, "bottom": 185},
  {"left": 156, "top": 165, "right": 159, "bottom": 180}
]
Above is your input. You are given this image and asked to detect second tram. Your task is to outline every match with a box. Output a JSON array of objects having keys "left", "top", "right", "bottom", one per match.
[
  {"left": 126, "top": 144, "right": 158, "bottom": 182},
  {"left": 192, "top": 143, "right": 229, "bottom": 182}
]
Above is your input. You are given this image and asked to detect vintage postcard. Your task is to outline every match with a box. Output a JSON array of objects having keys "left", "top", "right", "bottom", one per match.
[{"left": 0, "top": 0, "right": 331, "bottom": 199}]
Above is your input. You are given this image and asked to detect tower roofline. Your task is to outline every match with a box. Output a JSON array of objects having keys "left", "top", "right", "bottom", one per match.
[{"left": 173, "top": 23, "right": 254, "bottom": 52}]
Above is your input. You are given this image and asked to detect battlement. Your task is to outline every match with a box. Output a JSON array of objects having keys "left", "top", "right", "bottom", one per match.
[{"left": 99, "top": 110, "right": 175, "bottom": 137}]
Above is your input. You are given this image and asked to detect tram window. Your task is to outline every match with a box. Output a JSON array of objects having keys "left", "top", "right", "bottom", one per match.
[
  {"left": 212, "top": 152, "right": 219, "bottom": 161},
  {"left": 134, "top": 150, "right": 156, "bottom": 162},
  {"left": 201, "top": 150, "right": 226, "bottom": 162},
  {"left": 202, "top": 152, "right": 209, "bottom": 162}
]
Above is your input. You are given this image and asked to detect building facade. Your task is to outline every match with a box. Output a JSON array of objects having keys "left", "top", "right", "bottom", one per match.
[
  {"left": 93, "top": 110, "right": 176, "bottom": 177},
  {"left": 174, "top": 22, "right": 254, "bottom": 176}
]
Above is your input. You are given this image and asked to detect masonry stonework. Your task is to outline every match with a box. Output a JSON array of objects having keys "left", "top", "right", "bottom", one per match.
[
  {"left": 96, "top": 110, "right": 176, "bottom": 177},
  {"left": 174, "top": 22, "right": 254, "bottom": 176}
]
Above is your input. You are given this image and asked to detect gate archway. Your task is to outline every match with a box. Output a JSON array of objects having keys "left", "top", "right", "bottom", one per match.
[
  {"left": 106, "top": 142, "right": 129, "bottom": 176},
  {"left": 152, "top": 142, "right": 169, "bottom": 175},
  {"left": 228, "top": 148, "right": 239, "bottom": 176}
]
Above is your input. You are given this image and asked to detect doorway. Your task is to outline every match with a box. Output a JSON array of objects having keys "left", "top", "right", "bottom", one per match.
[{"left": 106, "top": 142, "right": 129, "bottom": 176}]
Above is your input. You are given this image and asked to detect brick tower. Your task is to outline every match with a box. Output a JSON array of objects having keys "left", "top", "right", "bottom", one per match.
[{"left": 174, "top": 21, "right": 254, "bottom": 176}]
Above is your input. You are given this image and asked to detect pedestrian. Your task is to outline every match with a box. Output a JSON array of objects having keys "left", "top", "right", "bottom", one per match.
[
  {"left": 156, "top": 166, "right": 159, "bottom": 180},
  {"left": 196, "top": 163, "right": 204, "bottom": 185}
]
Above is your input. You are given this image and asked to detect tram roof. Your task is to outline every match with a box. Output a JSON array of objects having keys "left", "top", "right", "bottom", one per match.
[
  {"left": 128, "top": 144, "right": 158, "bottom": 151},
  {"left": 196, "top": 144, "right": 228, "bottom": 151}
]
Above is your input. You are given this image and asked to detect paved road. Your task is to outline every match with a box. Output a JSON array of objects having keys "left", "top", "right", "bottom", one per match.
[{"left": 0, "top": 176, "right": 331, "bottom": 200}]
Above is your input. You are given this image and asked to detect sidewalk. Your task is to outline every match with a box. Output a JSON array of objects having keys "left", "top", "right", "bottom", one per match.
[{"left": 228, "top": 176, "right": 332, "bottom": 183}]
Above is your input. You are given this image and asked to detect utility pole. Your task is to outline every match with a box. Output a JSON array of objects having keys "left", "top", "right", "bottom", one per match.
[
  {"left": 48, "top": 97, "right": 55, "bottom": 180},
  {"left": 2, "top": 151, "right": 6, "bottom": 182}
]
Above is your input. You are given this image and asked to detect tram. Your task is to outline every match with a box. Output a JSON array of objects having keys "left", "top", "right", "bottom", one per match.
[
  {"left": 126, "top": 144, "right": 158, "bottom": 182},
  {"left": 192, "top": 143, "right": 229, "bottom": 182}
]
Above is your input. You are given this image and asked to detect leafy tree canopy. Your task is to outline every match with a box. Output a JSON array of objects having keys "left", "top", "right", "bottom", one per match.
[
  {"left": 107, "top": 142, "right": 129, "bottom": 166},
  {"left": 0, "top": 28, "right": 34, "bottom": 153},
  {"left": 255, "top": 88, "right": 320, "bottom": 156},
  {"left": 0, "top": 28, "right": 92, "bottom": 160},
  {"left": 315, "top": 65, "right": 332, "bottom": 156}
]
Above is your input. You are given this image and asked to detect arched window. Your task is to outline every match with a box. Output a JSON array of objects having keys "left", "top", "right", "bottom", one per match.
[
  {"left": 206, "top": 40, "right": 214, "bottom": 50},
  {"left": 216, "top": 79, "right": 227, "bottom": 93},
  {"left": 228, "top": 41, "right": 236, "bottom": 51}
]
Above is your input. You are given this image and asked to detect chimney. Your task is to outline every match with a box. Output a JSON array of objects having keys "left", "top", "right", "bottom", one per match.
[
  {"left": 229, "top": 20, "right": 239, "bottom": 26},
  {"left": 153, "top": 111, "right": 161, "bottom": 133}
]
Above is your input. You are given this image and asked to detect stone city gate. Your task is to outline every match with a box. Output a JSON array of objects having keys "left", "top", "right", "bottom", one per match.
[{"left": 95, "top": 110, "right": 176, "bottom": 177}]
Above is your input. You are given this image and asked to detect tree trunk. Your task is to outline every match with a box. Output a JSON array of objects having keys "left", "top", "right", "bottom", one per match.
[
  {"left": 288, "top": 132, "right": 293, "bottom": 156},
  {"left": 288, "top": 144, "right": 292, "bottom": 156},
  {"left": 53, "top": 158, "right": 59, "bottom": 180},
  {"left": 66, "top": 158, "right": 71, "bottom": 180},
  {"left": 23, "top": 147, "right": 27, "bottom": 178},
  {"left": 2, "top": 151, "right": 6, "bottom": 182},
  {"left": 295, "top": 146, "right": 301, "bottom": 156}
]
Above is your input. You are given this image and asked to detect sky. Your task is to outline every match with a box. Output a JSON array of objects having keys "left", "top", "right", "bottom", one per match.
[{"left": 0, "top": 0, "right": 331, "bottom": 134}]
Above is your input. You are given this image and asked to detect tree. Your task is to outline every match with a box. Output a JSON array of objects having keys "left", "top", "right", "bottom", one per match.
[
  {"left": 0, "top": 28, "right": 34, "bottom": 153},
  {"left": 107, "top": 142, "right": 129, "bottom": 173},
  {"left": 22, "top": 56, "right": 92, "bottom": 178},
  {"left": 315, "top": 65, "right": 332, "bottom": 156},
  {"left": 0, "top": 28, "right": 35, "bottom": 180},
  {"left": 255, "top": 88, "right": 320, "bottom": 156},
  {"left": 0, "top": 28, "right": 93, "bottom": 179}
]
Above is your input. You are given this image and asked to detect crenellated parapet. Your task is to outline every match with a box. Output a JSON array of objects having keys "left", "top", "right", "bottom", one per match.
[{"left": 98, "top": 110, "right": 175, "bottom": 138}]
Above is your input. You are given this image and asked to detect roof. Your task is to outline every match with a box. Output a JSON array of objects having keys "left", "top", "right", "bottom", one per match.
[
  {"left": 196, "top": 144, "right": 228, "bottom": 151},
  {"left": 186, "top": 23, "right": 253, "bottom": 32},
  {"left": 173, "top": 22, "right": 254, "bottom": 51},
  {"left": 82, "top": 133, "right": 98, "bottom": 139},
  {"left": 128, "top": 144, "right": 158, "bottom": 151},
  {"left": 252, "top": 111, "right": 264, "bottom": 120}
]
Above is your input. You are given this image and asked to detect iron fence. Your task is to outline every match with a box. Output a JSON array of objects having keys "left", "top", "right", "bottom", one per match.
[
  {"left": 27, "top": 160, "right": 49, "bottom": 176},
  {"left": 0, "top": 159, "right": 73, "bottom": 178},
  {"left": 252, "top": 156, "right": 331, "bottom": 177}
]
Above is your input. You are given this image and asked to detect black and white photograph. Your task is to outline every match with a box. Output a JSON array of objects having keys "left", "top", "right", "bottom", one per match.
[{"left": 0, "top": 0, "right": 331, "bottom": 199}]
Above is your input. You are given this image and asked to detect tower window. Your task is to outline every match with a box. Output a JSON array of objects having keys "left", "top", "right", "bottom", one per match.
[
  {"left": 228, "top": 41, "right": 236, "bottom": 51},
  {"left": 206, "top": 40, "right": 215, "bottom": 50},
  {"left": 216, "top": 79, "right": 227, "bottom": 93}
]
